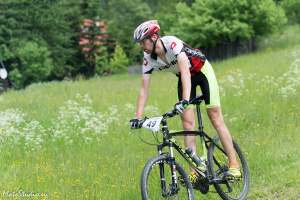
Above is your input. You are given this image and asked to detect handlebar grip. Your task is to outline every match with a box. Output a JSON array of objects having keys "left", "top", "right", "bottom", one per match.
[{"left": 163, "top": 109, "right": 178, "bottom": 118}]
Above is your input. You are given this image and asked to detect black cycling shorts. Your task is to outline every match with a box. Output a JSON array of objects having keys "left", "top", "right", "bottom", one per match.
[{"left": 177, "top": 61, "right": 220, "bottom": 108}]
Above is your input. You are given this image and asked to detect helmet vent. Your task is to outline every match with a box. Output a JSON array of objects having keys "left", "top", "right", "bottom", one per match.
[{"left": 143, "top": 28, "right": 149, "bottom": 33}]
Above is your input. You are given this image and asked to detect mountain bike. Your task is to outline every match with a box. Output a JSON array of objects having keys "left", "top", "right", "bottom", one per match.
[{"left": 135, "top": 95, "right": 249, "bottom": 200}]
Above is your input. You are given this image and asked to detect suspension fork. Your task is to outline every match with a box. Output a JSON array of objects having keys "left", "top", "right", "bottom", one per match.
[
  {"left": 159, "top": 162, "right": 167, "bottom": 193},
  {"left": 157, "top": 141, "right": 178, "bottom": 195},
  {"left": 166, "top": 142, "right": 180, "bottom": 196},
  {"left": 158, "top": 141, "right": 175, "bottom": 193},
  {"left": 158, "top": 118, "right": 171, "bottom": 193},
  {"left": 169, "top": 143, "right": 178, "bottom": 185},
  {"left": 157, "top": 144, "right": 167, "bottom": 192}
]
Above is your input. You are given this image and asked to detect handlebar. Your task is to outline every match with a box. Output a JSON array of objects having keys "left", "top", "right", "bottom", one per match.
[
  {"left": 162, "top": 95, "right": 205, "bottom": 119},
  {"left": 137, "top": 95, "right": 205, "bottom": 127},
  {"left": 163, "top": 109, "right": 178, "bottom": 118}
]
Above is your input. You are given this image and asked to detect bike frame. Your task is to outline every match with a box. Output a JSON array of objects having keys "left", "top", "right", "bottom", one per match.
[{"left": 156, "top": 100, "right": 227, "bottom": 193}]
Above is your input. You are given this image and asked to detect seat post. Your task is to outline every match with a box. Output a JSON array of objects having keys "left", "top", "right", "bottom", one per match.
[{"left": 196, "top": 104, "right": 204, "bottom": 132}]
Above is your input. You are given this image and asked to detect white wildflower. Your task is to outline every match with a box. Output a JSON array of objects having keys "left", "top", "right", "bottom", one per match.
[
  {"left": 279, "top": 50, "right": 300, "bottom": 98},
  {"left": 51, "top": 94, "right": 109, "bottom": 144},
  {"left": 0, "top": 109, "right": 46, "bottom": 151}
]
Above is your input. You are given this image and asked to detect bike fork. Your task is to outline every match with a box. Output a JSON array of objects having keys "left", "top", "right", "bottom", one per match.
[
  {"left": 159, "top": 161, "right": 167, "bottom": 193},
  {"left": 169, "top": 144, "right": 178, "bottom": 185},
  {"left": 158, "top": 144, "right": 179, "bottom": 196},
  {"left": 157, "top": 148, "right": 167, "bottom": 193}
]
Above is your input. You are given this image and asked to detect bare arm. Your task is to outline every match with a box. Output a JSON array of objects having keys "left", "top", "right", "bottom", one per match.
[
  {"left": 135, "top": 74, "right": 151, "bottom": 119},
  {"left": 177, "top": 52, "right": 191, "bottom": 101}
]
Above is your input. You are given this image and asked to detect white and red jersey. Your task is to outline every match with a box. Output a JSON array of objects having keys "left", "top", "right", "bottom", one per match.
[{"left": 142, "top": 36, "right": 206, "bottom": 76}]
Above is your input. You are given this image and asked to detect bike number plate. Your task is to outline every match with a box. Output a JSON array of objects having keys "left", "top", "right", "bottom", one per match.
[{"left": 142, "top": 117, "right": 163, "bottom": 132}]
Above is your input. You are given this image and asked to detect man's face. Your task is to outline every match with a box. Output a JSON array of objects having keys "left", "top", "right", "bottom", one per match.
[{"left": 139, "top": 38, "right": 153, "bottom": 54}]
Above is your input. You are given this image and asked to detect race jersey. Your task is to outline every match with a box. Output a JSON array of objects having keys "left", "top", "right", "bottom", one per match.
[{"left": 142, "top": 36, "right": 207, "bottom": 76}]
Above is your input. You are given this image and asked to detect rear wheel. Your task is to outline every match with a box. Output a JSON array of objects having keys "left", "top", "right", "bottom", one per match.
[
  {"left": 207, "top": 139, "right": 249, "bottom": 200},
  {"left": 141, "top": 155, "right": 194, "bottom": 200}
]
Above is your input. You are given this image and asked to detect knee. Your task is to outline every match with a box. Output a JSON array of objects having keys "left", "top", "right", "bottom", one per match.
[
  {"left": 209, "top": 108, "right": 219, "bottom": 120},
  {"left": 208, "top": 108, "right": 224, "bottom": 129}
]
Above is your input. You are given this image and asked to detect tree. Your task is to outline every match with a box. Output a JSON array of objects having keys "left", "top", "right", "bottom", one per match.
[
  {"left": 110, "top": 44, "right": 129, "bottom": 73},
  {"left": 168, "top": 0, "right": 287, "bottom": 48},
  {"left": 11, "top": 40, "right": 53, "bottom": 88},
  {"left": 0, "top": 0, "right": 84, "bottom": 85},
  {"left": 103, "top": 0, "right": 151, "bottom": 62},
  {"left": 95, "top": 46, "right": 110, "bottom": 75},
  {"left": 281, "top": 0, "right": 300, "bottom": 24}
]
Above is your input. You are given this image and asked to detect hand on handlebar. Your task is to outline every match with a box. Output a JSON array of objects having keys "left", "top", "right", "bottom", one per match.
[
  {"left": 174, "top": 100, "right": 189, "bottom": 114},
  {"left": 129, "top": 118, "right": 143, "bottom": 129},
  {"left": 129, "top": 117, "right": 149, "bottom": 129}
]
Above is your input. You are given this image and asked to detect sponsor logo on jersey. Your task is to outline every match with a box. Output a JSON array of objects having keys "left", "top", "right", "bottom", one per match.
[
  {"left": 183, "top": 46, "right": 206, "bottom": 60},
  {"left": 158, "top": 60, "right": 178, "bottom": 71},
  {"left": 170, "top": 42, "right": 177, "bottom": 50}
]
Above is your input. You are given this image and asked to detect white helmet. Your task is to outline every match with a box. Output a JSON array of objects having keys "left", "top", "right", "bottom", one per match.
[{"left": 133, "top": 20, "right": 160, "bottom": 42}]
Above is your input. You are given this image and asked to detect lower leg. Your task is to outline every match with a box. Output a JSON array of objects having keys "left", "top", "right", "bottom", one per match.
[
  {"left": 181, "top": 108, "right": 197, "bottom": 171},
  {"left": 207, "top": 107, "right": 239, "bottom": 168}
]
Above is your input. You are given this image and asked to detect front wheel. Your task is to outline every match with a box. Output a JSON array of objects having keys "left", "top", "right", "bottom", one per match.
[
  {"left": 141, "top": 154, "right": 194, "bottom": 200},
  {"left": 207, "top": 139, "right": 250, "bottom": 200}
]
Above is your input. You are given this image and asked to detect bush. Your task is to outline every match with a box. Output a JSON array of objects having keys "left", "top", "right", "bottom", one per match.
[
  {"left": 168, "top": 0, "right": 287, "bottom": 48},
  {"left": 251, "top": 0, "right": 287, "bottom": 35},
  {"left": 11, "top": 40, "right": 53, "bottom": 88},
  {"left": 281, "top": 0, "right": 300, "bottom": 24},
  {"left": 109, "top": 44, "right": 129, "bottom": 73},
  {"left": 95, "top": 44, "right": 129, "bottom": 75}
]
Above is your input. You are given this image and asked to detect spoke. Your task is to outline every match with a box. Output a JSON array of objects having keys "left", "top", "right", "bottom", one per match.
[
  {"left": 225, "top": 181, "right": 233, "bottom": 193},
  {"left": 210, "top": 142, "right": 248, "bottom": 199},
  {"left": 146, "top": 159, "right": 191, "bottom": 199}
]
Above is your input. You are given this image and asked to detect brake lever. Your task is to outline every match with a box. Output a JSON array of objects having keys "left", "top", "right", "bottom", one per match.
[
  {"left": 163, "top": 109, "right": 178, "bottom": 118},
  {"left": 138, "top": 117, "right": 148, "bottom": 128}
]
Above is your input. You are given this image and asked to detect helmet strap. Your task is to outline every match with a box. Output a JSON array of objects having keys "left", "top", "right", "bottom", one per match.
[{"left": 150, "top": 35, "right": 159, "bottom": 59}]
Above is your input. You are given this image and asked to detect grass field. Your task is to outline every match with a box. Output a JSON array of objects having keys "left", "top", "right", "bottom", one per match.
[{"left": 0, "top": 26, "right": 299, "bottom": 199}]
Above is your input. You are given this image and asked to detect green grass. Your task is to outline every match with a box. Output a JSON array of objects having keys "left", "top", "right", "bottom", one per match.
[
  {"left": 257, "top": 25, "right": 300, "bottom": 51},
  {"left": 0, "top": 26, "right": 299, "bottom": 199}
]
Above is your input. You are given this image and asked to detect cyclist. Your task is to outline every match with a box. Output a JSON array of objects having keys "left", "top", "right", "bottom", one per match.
[{"left": 130, "top": 20, "right": 241, "bottom": 184}]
